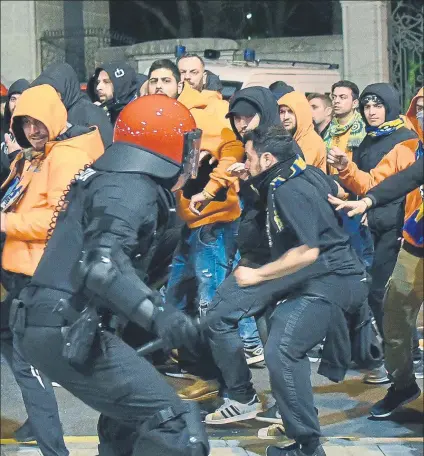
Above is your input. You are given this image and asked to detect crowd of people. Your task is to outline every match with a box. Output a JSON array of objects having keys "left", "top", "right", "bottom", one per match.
[{"left": 0, "top": 52, "right": 422, "bottom": 456}]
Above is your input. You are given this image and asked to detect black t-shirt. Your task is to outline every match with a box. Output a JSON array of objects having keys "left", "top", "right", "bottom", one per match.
[{"left": 267, "top": 166, "right": 364, "bottom": 277}]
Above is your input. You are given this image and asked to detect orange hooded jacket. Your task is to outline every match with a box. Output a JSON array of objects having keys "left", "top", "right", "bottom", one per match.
[
  {"left": 278, "top": 92, "right": 327, "bottom": 172},
  {"left": 177, "top": 84, "right": 244, "bottom": 228},
  {"left": 405, "top": 87, "right": 423, "bottom": 140},
  {"left": 338, "top": 137, "right": 421, "bottom": 248},
  {"left": 1, "top": 85, "right": 104, "bottom": 276}
]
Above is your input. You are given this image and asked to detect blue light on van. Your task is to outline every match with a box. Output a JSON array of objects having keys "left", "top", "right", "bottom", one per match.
[
  {"left": 175, "top": 45, "right": 186, "bottom": 58},
  {"left": 243, "top": 48, "right": 256, "bottom": 62}
]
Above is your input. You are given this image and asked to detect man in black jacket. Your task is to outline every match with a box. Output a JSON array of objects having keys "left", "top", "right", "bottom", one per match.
[
  {"left": 328, "top": 83, "right": 418, "bottom": 384},
  {"left": 11, "top": 95, "right": 209, "bottom": 456},
  {"left": 204, "top": 125, "right": 368, "bottom": 456},
  {"left": 87, "top": 61, "right": 138, "bottom": 126},
  {"left": 31, "top": 63, "right": 113, "bottom": 147}
]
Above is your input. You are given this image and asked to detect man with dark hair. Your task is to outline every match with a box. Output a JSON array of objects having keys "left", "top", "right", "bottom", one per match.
[
  {"left": 307, "top": 93, "right": 332, "bottom": 138},
  {"left": 87, "top": 62, "right": 138, "bottom": 125},
  {"left": 269, "top": 81, "right": 295, "bottom": 100},
  {"left": 324, "top": 80, "right": 366, "bottom": 175},
  {"left": 147, "top": 59, "right": 184, "bottom": 98},
  {"left": 204, "top": 124, "right": 367, "bottom": 456}
]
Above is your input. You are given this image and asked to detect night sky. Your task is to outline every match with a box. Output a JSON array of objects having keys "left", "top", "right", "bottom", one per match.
[{"left": 109, "top": 0, "right": 335, "bottom": 45}]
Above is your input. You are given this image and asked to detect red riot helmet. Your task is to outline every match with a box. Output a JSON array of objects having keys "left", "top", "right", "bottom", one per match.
[{"left": 110, "top": 94, "right": 202, "bottom": 188}]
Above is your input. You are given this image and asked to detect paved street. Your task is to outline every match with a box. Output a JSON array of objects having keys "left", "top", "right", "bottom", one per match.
[{"left": 1, "top": 353, "right": 423, "bottom": 456}]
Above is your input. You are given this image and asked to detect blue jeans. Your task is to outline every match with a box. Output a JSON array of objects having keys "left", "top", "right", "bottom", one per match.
[
  {"left": 165, "top": 221, "right": 239, "bottom": 314},
  {"left": 238, "top": 317, "right": 261, "bottom": 349}
]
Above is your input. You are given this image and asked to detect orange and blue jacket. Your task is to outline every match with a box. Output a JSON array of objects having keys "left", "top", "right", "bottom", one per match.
[{"left": 1, "top": 85, "right": 104, "bottom": 276}]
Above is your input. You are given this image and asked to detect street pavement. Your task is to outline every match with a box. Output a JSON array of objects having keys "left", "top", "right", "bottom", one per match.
[{"left": 1, "top": 353, "right": 423, "bottom": 456}]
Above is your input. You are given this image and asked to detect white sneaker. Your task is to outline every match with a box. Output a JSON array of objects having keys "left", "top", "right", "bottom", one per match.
[
  {"left": 205, "top": 394, "right": 262, "bottom": 424},
  {"left": 52, "top": 382, "right": 62, "bottom": 388}
]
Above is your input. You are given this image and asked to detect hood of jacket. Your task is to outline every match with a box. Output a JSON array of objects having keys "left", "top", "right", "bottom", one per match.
[
  {"left": 278, "top": 91, "right": 315, "bottom": 142},
  {"left": 178, "top": 83, "right": 209, "bottom": 109},
  {"left": 87, "top": 62, "right": 137, "bottom": 106},
  {"left": 3, "top": 78, "right": 30, "bottom": 129},
  {"left": 205, "top": 70, "right": 223, "bottom": 93},
  {"left": 359, "top": 83, "right": 402, "bottom": 125},
  {"left": 31, "top": 63, "right": 83, "bottom": 110},
  {"left": 406, "top": 87, "right": 423, "bottom": 139},
  {"left": 11, "top": 85, "right": 68, "bottom": 150},
  {"left": 227, "top": 86, "right": 281, "bottom": 140}
]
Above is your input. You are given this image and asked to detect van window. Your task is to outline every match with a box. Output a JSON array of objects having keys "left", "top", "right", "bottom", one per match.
[{"left": 221, "top": 81, "right": 243, "bottom": 100}]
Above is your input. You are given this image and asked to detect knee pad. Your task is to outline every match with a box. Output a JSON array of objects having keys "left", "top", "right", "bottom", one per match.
[{"left": 138, "top": 402, "right": 209, "bottom": 456}]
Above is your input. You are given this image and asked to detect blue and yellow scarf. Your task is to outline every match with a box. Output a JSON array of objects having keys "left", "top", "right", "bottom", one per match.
[{"left": 366, "top": 118, "right": 404, "bottom": 137}]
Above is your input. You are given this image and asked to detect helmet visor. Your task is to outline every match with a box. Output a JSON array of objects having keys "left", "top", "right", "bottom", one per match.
[{"left": 172, "top": 128, "right": 202, "bottom": 191}]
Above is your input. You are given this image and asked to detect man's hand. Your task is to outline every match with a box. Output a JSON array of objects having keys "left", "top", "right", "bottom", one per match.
[
  {"left": 154, "top": 308, "right": 199, "bottom": 353},
  {"left": 0, "top": 213, "right": 6, "bottom": 233},
  {"left": 328, "top": 194, "right": 372, "bottom": 217},
  {"left": 327, "top": 147, "right": 349, "bottom": 171},
  {"left": 234, "top": 266, "right": 262, "bottom": 288},
  {"left": 4, "top": 133, "right": 21, "bottom": 155},
  {"left": 189, "top": 191, "right": 213, "bottom": 215},
  {"left": 227, "top": 162, "right": 249, "bottom": 181}
]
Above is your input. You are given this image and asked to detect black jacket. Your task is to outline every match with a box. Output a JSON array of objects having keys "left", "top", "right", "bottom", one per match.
[
  {"left": 228, "top": 87, "right": 291, "bottom": 265},
  {"left": 204, "top": 71, "right": 223, "bottom": 93},
  {"left": 31, "top": 63, "right": 113, "bottom": 148},
  {"left": 87, "top": 62, "right": 138, "bottom": 125},
  {"left": 367, "top": 156, "right": 423, "bottom": 207},
  {"left": 353, "top": 83, "right": 417, "bottom": 235}
]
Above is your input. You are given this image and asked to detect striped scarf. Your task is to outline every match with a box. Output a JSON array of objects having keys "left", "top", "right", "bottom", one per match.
[
  {"left": 366, "top": 118, "right": 404, "bottom": 137},
  {"left": 324, "top": 111, "right": 366, "bottom": 152}
]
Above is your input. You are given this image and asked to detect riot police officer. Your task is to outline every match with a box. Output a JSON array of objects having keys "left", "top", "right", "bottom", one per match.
[{"left": 10, "top": 95, "right": 209, "bottom": 456}]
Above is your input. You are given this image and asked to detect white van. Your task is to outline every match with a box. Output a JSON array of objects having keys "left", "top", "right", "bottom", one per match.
[{"left": 203, "top": 59, "right": 341, "bottom": 100}]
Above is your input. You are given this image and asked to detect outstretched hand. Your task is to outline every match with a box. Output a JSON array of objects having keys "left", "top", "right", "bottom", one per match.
[{"left": 328, "top": 194, "right": 371, "bottom": 217}]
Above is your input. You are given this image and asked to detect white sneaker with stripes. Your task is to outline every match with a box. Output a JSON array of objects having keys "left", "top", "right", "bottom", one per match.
[{"left": 205, "top": 395, "right": 262, "bottom": 424}]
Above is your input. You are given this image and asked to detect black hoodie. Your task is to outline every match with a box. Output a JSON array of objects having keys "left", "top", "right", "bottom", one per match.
[
  {"left": 225, "top": 87, "right": 283, "bottom": 265},
  {"left": 353, "top": 83, "right": 417, "bottom": 234},
  {"left": 31, "top": 63, "right": 113, "bottom": 148},
  {"left": 3, "top": 79, "right": 30, "bottom": 132},
  {"left": 87, "top": 62, "right": 138, "bottom": 125}
]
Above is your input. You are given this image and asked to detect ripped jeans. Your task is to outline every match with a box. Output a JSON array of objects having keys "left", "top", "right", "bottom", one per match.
[{"left": 165, "top": 221, "right": 239, "bottom": 315}]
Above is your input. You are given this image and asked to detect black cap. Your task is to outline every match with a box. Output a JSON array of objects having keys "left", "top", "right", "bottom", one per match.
[
  {"left": 226, "top": 100, "right": 258, "bottom": 118},
  {"left": 269, "top": 81, "right": 294, "bottom": 100}
]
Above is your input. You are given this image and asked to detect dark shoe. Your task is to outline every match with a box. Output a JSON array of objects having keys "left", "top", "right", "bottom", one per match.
[
  {"left": 363, "top": 364, "right": 390, "bottom": 384},
  {"left": 266, "top": 443, "right": 326, "bottom": 456},
  {"left": 370, "top": 382, "right": 421, "bottom": 418},
  {"left": 14, "top": 420, "right": 36, "bottom": 443},
  {"left": 256, "top": 403, "right": 282, "bottom": 424},
  {"left": 307, "top": 345, "right": 323, "bottom": 363},
  {"left": 163, "top": 364, "right": 199, "bottom": 381}
]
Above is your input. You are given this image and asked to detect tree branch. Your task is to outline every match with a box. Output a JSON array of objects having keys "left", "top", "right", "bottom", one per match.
[{"left": 133, "top": 0, "right": 179, "bottom": 37}]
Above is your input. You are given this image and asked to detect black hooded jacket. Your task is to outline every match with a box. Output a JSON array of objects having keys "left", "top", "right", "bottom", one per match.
[
  {"left": 87, "top": 62, "right": 138, "bottom": 125},
  {"left": 227, "top": 87, "right": 283, "bottom": 265},
  {"left": 204, "top": 71, "right": 223, "bottom": 93},
  {"left": 3, "top": 79, "right": 30, "bottom": 132},
  {"left": 353, "top": 83, "right": 417, "bottom": 234},
  {"left": 31, "top": 63, "right": 113, "bottom": 148}
]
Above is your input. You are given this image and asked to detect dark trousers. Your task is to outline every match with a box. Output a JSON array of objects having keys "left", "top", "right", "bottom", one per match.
[
  {"left": 17, "top": 288, "right": 207, "bottom": 456},
  {"left": 368, "top": 228, "right": 401, "bottom": 336},
  {"left": 206, "top": 271, "right": 368, "bottom": 446},
  {"left": 1, "top": 273, "right": 68, "bottom": 456}
]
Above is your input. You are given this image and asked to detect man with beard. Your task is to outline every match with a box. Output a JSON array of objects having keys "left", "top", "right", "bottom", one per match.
[
  {"left": 177, "top": 53, "right": 223, "bottom": 94},
  {"left": 204, "top": 125, "right": 367, "bottom": 456}
]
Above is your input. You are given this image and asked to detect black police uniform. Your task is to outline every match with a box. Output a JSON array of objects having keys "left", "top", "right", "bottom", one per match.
[{"left": 10, "top": 143, "right": 209, "bottom": 456}]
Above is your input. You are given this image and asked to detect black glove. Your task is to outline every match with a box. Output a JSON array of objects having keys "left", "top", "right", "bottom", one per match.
[{"left": 153, "top": 307, "right": 200, "bottom": 353}]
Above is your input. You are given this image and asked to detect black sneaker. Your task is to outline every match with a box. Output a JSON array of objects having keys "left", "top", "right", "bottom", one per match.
[
  {"left": 370, "top": 383, "right": 421, "bottom": 418},
  {"left": 14, "top": 420, "right": 36, "bottom": 443},
  {"left": 307, "top": 345, "right": 323, "bottom": 363},
  {"left": 256, "top": 403, "right": 282, "bottom": 424},
  {"left": 162, "top": 364, "right": 199, "bottom": 381},
  {"left": 413, "top": 358, "right": 423, "bottom": 379},
  {"left": 244, "top": 345, "right": 265, "bottom": 366},
  {"left": 266, "top": 443, "right": 326, "bottom": 456}
]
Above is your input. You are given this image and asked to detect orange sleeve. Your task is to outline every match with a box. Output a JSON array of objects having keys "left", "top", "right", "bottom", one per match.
[
  {"left": 337, "top": 144, "right": 414, "bottom": 196},
  {"left": 316, "top": 142, "right": 327, "bottom": 173},
  {"left": 5, "top": 147, "right": 91, "bottom": 241},
  {"left": 203, "top": 129, "right": 245, "bottom": 197}
]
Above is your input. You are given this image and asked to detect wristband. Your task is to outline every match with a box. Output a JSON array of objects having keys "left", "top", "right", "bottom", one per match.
[{"left": 202, "top": 190, "right": 214, "bottom": 200}]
